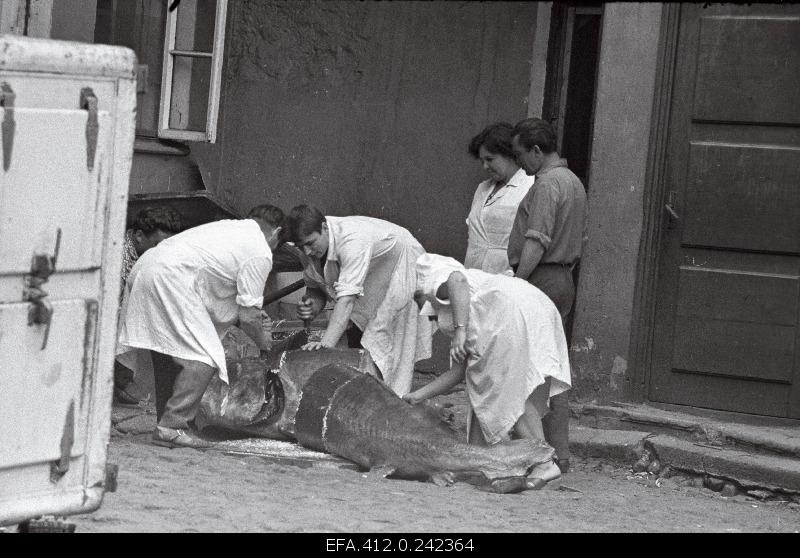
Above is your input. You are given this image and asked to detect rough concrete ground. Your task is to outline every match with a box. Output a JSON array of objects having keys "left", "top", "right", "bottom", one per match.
[{"left": 69, "top": 374, "right": 800, "bottom": 533}]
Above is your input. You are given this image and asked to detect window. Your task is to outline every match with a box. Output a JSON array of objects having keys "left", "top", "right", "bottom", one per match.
[
  {"left": 94, "top": 0, "right": 227, "bottom": 143},
  {"left": 159, "top": 0, "right": 227, "bottom": 142}
]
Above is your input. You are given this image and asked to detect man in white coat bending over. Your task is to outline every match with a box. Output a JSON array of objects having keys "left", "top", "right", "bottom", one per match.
[
  {"left": 286, "top": 205, "right": 432, "bottom": 396},
  {"left": 116, "top": 205, "right": 285, "bottom": 449}
]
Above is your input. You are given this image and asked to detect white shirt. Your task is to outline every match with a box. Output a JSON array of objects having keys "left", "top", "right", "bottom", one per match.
[{"left": 303, "top": 216, "right": 432, "bottom": 395}]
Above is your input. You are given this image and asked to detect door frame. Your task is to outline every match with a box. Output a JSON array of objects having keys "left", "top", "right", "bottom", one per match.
[{"left": 627, "top": 2, "right": 682, "bottom": 402}]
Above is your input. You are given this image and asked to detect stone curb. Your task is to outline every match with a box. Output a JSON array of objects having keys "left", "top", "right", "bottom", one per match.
[
  {"left": 569, "top": 425, "right": 649, "bottom": 462},
  {"left": 575, "top": 404, "right": 800, "bottom": 458},
  {"left": 645, "top": 435, "right": 800, "bottom": 495},
  {"left": 569, "top": 424, "right": 800, "bottom": 496}
]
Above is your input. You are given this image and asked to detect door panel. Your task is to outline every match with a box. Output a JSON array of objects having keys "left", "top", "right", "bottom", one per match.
[
  {"left": 0, "top": 299, "right": 96, "bottom": 470},
  {"left": 650, "top": 4, "right": 800, "bottom": 418},
  {"left": 693, "top": 16, "right": 800, "bottom": 124},
  {"left": 683, "top": 143, "right": 800, "bottom": 253},
  {"left": 0, "top": 109, "right": 110, "bottom": 274}
]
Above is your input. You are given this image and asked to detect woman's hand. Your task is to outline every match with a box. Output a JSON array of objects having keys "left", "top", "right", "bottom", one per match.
[
  {"left": 450, "top": 327, "right": 468, "bottom": 362},
  {"left": 450, "top": 327, "right": 479, "bottom": 363},
  {"left": 402, "top": 392, "right": 423, "bottom": 405}
]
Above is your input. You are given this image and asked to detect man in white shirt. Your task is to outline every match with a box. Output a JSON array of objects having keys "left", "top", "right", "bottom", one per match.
[
  {"left": 116, "top": 205, "right": 284, "bottom": 449},
  {"left": 286, "top": 205, "right": 432, "bottom": 396}
]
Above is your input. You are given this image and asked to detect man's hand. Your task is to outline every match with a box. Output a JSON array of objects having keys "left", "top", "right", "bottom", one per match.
[
  {"left": 297, "top": 295, "right": 323, "bottom": 321},
  {"left": 301, "top": 340, "right": 334, "bottom": 351}
]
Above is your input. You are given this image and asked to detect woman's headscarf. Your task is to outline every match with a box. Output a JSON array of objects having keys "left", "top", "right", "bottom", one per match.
[{"left": 415, "top": 253, "right": 465, "bottom": 303}]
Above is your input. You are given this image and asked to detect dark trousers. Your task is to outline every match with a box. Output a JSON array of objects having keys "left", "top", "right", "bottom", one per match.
[
  {"left": 346, "top": 323, "right": 363, "bottom": 349},
  {"left": 150, "top": 351, "right": 215, "bottom": 430},
  {"left": 526, "top": 263, "right": 576, "bottom": 462}
]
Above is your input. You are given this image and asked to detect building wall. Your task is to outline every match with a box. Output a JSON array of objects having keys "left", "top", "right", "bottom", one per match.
[
  {"left": 192, "top": 0, "right": 540, "bottom": 259},
  {"left": 570, "top": 3, "right": 663, "bottom": 401},
  {"left": 50, "top": 0, "right": 96, "bottom": 43}
]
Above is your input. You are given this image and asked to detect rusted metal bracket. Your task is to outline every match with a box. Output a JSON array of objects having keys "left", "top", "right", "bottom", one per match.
[
  {"left": 80, "top": 87, "right": 98, "bottom": 171},
  {"left": 49, "top": 401, "right": 75, "bottom": 483},
  {"left": 23, "top": 228, "right": 61, "bottom": 350},
  {"left": 1, "top": 82, "right": 15, "bottom": 171}
]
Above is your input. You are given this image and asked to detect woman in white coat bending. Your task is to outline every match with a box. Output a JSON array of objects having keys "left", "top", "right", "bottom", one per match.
[
  {"left": 404, "top": 254, "right": 570, "bottom": 488},
  {"left": 464, "top": 123, "right": 534, "bottom": 274}
]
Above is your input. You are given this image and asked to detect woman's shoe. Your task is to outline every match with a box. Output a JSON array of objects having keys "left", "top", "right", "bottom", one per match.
[
  {"left": 152, "top": 426, "right": 214, "bottom": 449},
  {"left": 526, "top": 460, "right": 562, "bottom": 490}
]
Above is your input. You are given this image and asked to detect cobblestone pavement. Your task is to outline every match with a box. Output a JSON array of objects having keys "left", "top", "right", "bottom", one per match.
[{"left": 68, "top": 377, "right": 800, "bottom": 533}]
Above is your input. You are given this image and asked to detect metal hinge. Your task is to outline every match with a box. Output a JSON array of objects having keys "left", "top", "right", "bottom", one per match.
[
  {"left": 80, "top": 87, "right": 98, "bottom": 171},
  {"left": 1, "top": 82, "right": 15, "bottom": 171}
]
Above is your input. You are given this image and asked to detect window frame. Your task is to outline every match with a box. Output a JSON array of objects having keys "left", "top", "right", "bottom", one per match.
[{"left": 158, "top": 0, "right": 227, "bottom": 143}]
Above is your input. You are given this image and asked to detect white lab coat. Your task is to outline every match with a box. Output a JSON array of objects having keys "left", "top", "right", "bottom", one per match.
[
  {"left": 416, "top": 254, "right": 571, "bottom": 445},
  {"left": 303, "top": 216, "right": 432, "bottom": 396},
  {"left": 116, "top": 219, "right": 272, "bottom": 384},
  {"left": 464, "top": 168, "right": 534, "bottom": 274}
]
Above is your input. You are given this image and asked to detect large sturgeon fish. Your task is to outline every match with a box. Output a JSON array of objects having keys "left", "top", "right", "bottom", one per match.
[{"left": 197, "top": 347, "right": 554, "bottom": 493}]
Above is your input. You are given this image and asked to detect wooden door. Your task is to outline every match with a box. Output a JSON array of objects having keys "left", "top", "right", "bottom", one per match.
[{"left": 649, "top": 4, "right": 800, "bottom": 418}]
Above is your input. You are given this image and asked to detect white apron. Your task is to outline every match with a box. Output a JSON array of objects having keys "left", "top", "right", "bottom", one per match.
[
  {"left": 116, "top": 220, "right": 272, "bottom": 384},
  {"left": 304, "top": 216, "right": 432, "bottom": 396}
]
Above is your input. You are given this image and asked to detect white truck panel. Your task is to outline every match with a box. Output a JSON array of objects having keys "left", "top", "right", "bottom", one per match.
[{"left": 0, "top": 35, "right": 136, "bottom": 527}]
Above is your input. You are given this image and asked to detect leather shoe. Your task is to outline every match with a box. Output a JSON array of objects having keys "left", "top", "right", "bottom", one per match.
[{"left": 152, "top": 426, "right": 214, "bottom": 449}]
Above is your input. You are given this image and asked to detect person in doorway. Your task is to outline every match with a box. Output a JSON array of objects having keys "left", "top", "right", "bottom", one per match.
[
  {"left": 114, "top": 206, "right": 183, "bottom": 406},
  {"left": 464, "top": 123, "right": 534, "bottom": 274},
  {"left": 116, "top": 205, "right": 285, "bottom": 449},
  {"left": 403, "top": 253, "right": 570, "bottom": 489},
  {"left": 285, "top": 205, "right": 432, "bottom": 397},
  {"left": 507, "top": 117, "right": 588, "bottom": 474}
]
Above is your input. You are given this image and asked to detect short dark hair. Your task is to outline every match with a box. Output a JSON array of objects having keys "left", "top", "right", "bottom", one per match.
[
  {"left": 247, "top": 204, "right": 286, "bottom": 229},
  {"left": 133, "top": 206, "right": 183, "bottom": 235},
  {"left": 285, "top": 205, "right": 326, "bottom": 243},
  {"left": 468, "top": 122, "right": 516, "bottom": 160},
  {"left": 512, "top": 118, "right": 558, "bottom": 154}
]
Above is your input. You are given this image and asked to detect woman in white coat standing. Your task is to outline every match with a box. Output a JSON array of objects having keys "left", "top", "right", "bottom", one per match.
[{"left": 464, "top": 123, "right": 534, "bottom": 274}]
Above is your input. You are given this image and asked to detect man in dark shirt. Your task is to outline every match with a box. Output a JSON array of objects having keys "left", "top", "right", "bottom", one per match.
[{"left": 507, "top": 117, "right": 588, "bottom": 474}]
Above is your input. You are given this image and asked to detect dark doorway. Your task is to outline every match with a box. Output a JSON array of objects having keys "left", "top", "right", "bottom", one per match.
[
  {"left": 543, "top": 3, "right": 603, "bottom": 188},
  {"left": 542, "top": 2, "right": 603, "bottom": 342}
]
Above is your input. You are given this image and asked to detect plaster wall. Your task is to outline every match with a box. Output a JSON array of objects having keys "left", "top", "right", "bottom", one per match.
[
  {"left": 50, "top": 0, "right": 96, "bottom": 43},
  {"left": 192, "top": 0, "right": 540, "bottom": 259},
  {"left": 570, "top": 3, "right": 663, "bottom": 401}
]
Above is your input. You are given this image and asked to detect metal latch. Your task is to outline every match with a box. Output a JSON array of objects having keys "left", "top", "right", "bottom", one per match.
[
  {"left": 664, "top": 190, "right": 680, "bottom": 229},
  {"left": 1, "top": 82, "right": 15, "bottom": 171},
  {"left": 23, "top": 228, "right": 61, "bottom": 350},
  {"left": 80, "top": 87, "right": 98, "bottom": 171}
]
